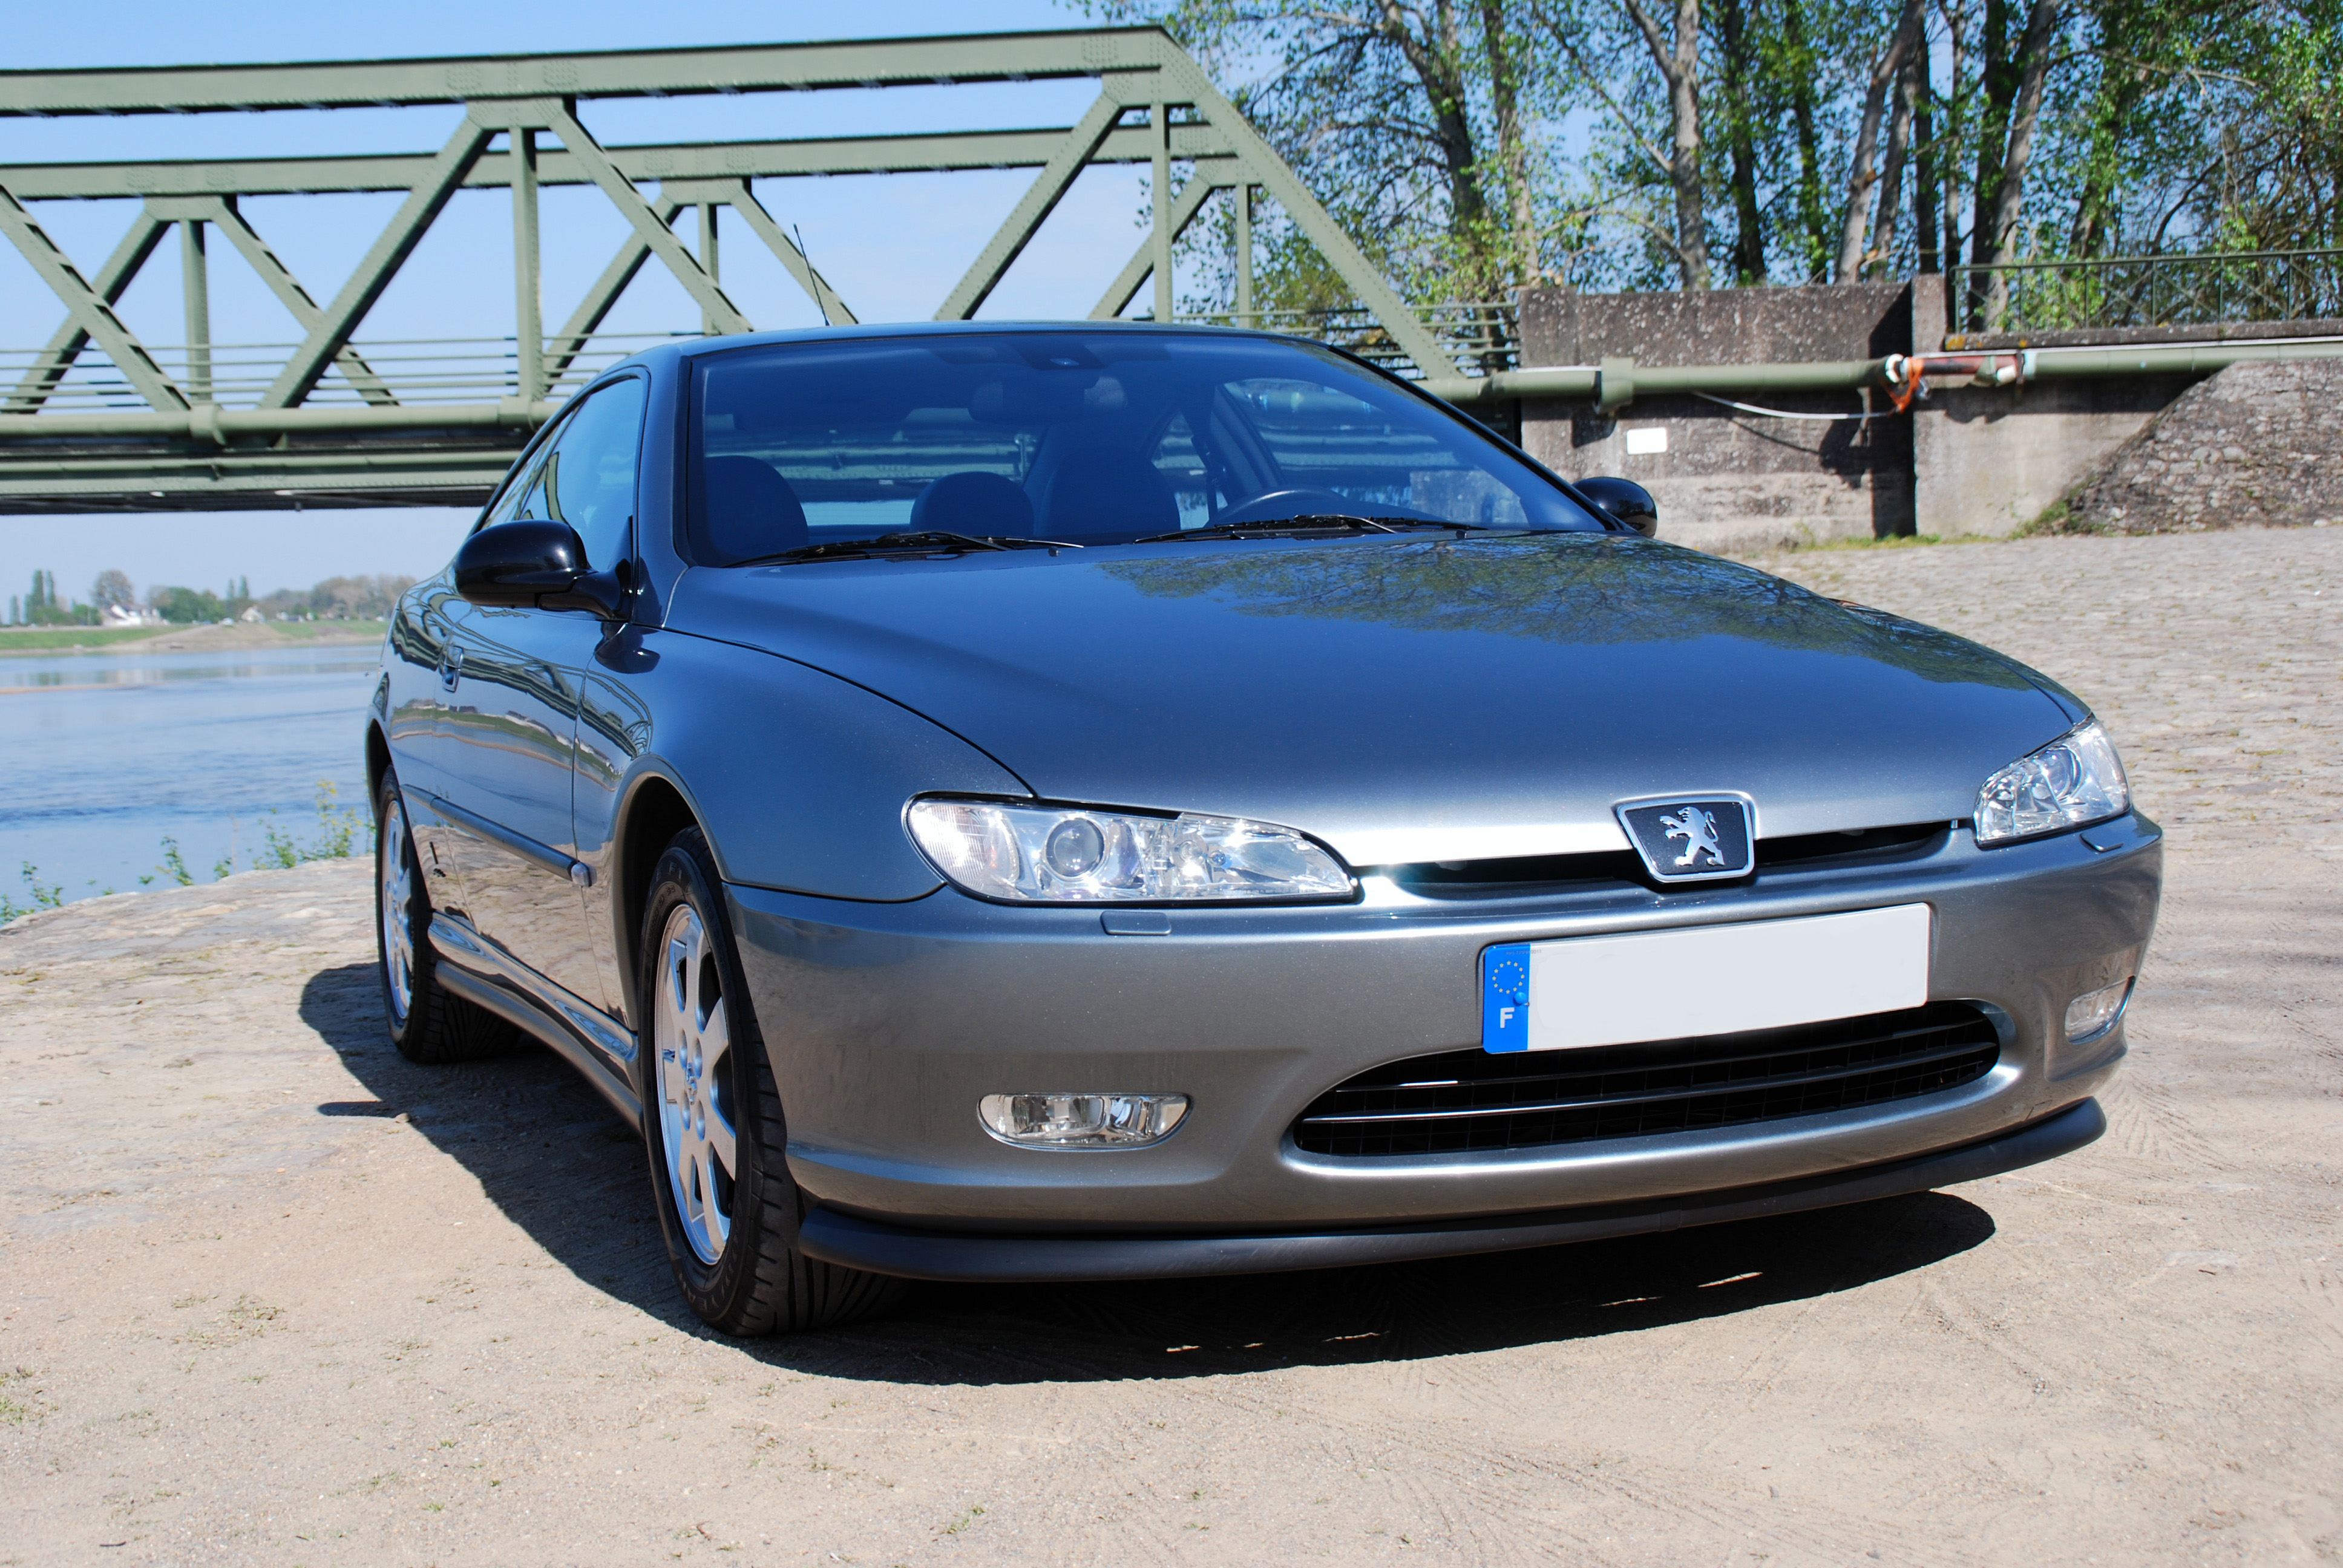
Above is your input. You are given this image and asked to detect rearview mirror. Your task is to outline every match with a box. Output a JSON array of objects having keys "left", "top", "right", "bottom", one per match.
[
  {"left": 454, "top": 520, "right": 626, "bottom": 618},
  {"left": 1575, "top": 476, "right": 1659, "bottom": 538},
  {"left": 454, "top": 520, "right": 585, "bottom": 606}
]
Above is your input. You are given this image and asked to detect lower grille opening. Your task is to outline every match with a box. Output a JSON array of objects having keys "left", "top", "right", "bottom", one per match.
[{"left": 1291, "top": 1002, "right": 2000, "bottom": 1158}]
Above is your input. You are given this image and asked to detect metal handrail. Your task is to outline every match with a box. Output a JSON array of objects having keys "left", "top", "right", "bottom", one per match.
[
  {"left": 1949, "top": 249, "right": 2343, "bottom": 335},
  {"left": 0, "top": 331, "right": 702, "bottom": 416}
]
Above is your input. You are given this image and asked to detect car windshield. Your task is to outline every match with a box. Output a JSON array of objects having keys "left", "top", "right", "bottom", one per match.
[{"left": 684, "top": 329, "right": 1605, "bottom": 564}]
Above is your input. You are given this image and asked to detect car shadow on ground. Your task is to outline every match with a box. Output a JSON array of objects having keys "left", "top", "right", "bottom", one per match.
[{"left": 303, "top": 961, "right": 1997, "bottom": 1385}]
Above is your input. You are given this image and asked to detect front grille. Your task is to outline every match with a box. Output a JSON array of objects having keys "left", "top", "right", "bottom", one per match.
[
  {"left": 1388, "top": 822, "right": 1948, "bottom": 898},
  {"left": 1291, "top": 1002, "right": 1999, "bottom": 1158}
]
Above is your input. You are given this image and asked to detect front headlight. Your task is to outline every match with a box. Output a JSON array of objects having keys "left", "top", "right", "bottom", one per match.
[
  {"left": 1974, "top": 719, "right": 2131, "bottom": 845},
  {"left": 907, "top": 799, "right": 1353, "bottom": 903}
]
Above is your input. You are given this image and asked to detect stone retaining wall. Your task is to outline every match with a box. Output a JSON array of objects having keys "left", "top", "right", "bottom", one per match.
[{"left": 2050, "top": 359, "right": 2343, "bottom": 533}]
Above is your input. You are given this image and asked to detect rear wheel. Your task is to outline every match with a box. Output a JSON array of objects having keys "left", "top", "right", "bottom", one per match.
[
  {"left": 640, "top": 827, "right": 905, "bottom": 1334},
  {"left": 374, "top": 768, "right": 517, "bottom": 1064}
]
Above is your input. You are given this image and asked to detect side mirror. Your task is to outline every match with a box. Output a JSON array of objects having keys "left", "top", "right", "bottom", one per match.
[
  {"left": 1575, "top": 476, "right": 1659, "bottom": 538},
  {"left": 453, "top": 520, "right": 626, "bottom": 618}
]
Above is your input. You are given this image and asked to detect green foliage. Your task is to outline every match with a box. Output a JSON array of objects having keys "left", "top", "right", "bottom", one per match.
[
  {"left": 19, "top": 569, "right": 97, "bottom": 627},
  {"left": 257, "top": 783, "right": 367, "bottom": 871},
  {"left": 1100, "top": 0, "right": 2343, "bottom": 321},
  {"left": 151, "top": 585, "right": 228, "bottom": 624},
  {"left": 157, "top": 837, "right": 195, "bottom": 887},
  {"left": 0, "top": 863, "right": 65, "bottom": 924}
]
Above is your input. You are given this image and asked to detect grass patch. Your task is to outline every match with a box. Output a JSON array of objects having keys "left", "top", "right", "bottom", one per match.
[
  {"left": 0, "top": 619, "right": 387, "bottom": 655},
  {"left": 0, "top": 626, "right": 172, "bottom": 651}
]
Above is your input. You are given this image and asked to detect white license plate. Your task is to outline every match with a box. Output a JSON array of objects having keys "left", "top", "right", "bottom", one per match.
[{"left": 1481, "top": 904, "right": 1933, "bottom": 1053}]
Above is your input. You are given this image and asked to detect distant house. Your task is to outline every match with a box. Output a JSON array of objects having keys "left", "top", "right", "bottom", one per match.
[
  {"left": 102, "top": 604, "right": 160, "bottom": 627},
  {"left": 238, "top": 605, "right": 263, "bottom": 624}
]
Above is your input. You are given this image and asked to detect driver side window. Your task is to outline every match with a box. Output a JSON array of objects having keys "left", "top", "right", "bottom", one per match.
[{"left": 481, "top": 376, "right": 648, "bottom": 569}]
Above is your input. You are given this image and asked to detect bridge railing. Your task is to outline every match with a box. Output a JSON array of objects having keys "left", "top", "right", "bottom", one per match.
[
  {"left": 2, "top": 307, "right": 1525, "bottom": 417},
  {"left": 1948, "top": 250, "right": 2343, "bottom": 335},
  {"left": 1174, "top": 300, "right": 1520, "bottom": 377},
  {"left": 0, "top": 332, "right": 702, "bottom": 416}
]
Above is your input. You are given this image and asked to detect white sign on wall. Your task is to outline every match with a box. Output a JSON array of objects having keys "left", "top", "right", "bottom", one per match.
[{"left": 1624, "top": 426, "right": 1669, "bottom": 455}]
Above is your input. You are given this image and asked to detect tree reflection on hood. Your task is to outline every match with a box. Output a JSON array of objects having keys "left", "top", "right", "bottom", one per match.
[{"left": 1101, "top": 534, "right": 2038, "bottom": 691}]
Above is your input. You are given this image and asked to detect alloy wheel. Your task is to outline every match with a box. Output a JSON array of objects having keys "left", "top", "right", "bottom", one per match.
[
  {"left": 378, "top": 796, "right": 416, "bottom": 1027},
  {"left": 655, "top": 904, "right": 738, "bottom": 1265}
]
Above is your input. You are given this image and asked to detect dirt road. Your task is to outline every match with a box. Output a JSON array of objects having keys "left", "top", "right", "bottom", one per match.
[{"left": 3, "top": 529, "right": 2338, "bottom": 1565}]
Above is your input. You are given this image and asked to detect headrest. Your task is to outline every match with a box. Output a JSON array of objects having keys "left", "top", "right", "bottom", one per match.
[
  {"left": 1043, "top": 447, "right": 1179, "bottom": 541},
  {"left": 909, "top": 471, "right": 1036, "bottom": 538}
]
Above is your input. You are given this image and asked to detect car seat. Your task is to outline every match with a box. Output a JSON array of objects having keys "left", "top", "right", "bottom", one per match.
[
  {"left": 696, "top": 456, "right": 810, "bottom": 563},
  {"left": 908, "top": 471, "right": 1035, "bottom": 538},
  {"left": 1042, "top": 448, "right": 1179, "bottom": 542}
]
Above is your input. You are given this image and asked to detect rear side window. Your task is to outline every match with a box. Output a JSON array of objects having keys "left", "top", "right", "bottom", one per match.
[{"left": 481, "top": 376, "right": 647, "bottom": 569}]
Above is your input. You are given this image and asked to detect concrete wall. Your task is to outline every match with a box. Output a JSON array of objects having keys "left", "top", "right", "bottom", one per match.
[
  {"left": 1504, "top": 278, "right": 2335, "bottom": 547},
  {"left": 1912, "top": 377, "right": 2194, "bottom": 537},
  {"left": 1515, "top": 283, "right": 1916, "bottom": 554}
]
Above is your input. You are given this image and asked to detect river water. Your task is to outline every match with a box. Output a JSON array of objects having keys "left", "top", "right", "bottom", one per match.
[{"left": 0, "top": 642, "right": 381, "bottom": 916}]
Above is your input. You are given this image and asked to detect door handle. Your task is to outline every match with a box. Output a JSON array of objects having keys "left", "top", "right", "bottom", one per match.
[{"left": 437, "top": 645, "right": 464, "bottom": 692}]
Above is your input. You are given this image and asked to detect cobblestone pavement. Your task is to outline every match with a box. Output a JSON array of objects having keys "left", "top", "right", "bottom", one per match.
[{"left": 1, "top": 529, "right": 2338, "bottom": 1567}]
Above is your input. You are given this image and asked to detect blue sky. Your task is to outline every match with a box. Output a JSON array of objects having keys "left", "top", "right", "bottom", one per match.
[{"left": 1, "top": 0, "right": 1179, "bottom": 606}]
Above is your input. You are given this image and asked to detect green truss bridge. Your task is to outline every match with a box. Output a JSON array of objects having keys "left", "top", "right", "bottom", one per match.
[{"left": 0, "top": 27, "right": 1466, "bottom": 514}]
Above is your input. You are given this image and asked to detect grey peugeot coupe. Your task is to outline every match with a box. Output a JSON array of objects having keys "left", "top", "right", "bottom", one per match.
[{"left": 367, "top": 323, "right": 2159, "bottom": 1335}]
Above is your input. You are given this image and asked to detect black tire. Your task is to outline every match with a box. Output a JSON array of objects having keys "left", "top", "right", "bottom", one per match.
[
  {"left": 639, "top": 827, "right": 905, "bottom": 1334},
  {"left": 373, "top": 766, "right": 519, "bottom": 1065}
]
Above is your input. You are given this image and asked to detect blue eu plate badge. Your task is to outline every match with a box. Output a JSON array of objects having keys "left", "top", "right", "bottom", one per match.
[{"left": 1482, "top": 943, "right": 1531, "bottom": 1053}]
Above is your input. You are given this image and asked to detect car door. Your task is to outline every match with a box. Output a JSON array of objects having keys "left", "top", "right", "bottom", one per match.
[
  {"left": 433, "top": 374, "right": 648, "bottom": 1015},
  {"left": 379, "top": 577, "right": 477, "bottom": 916}
]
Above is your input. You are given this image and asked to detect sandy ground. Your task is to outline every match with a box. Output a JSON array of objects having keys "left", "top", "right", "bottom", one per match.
[{"left": 2, "top": 529, "right": 2338, "bottom": 1566}]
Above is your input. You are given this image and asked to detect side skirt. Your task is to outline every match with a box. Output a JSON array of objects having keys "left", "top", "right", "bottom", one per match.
[{"left": 429, "top": 912, "right": 643, "bottom": 1132}]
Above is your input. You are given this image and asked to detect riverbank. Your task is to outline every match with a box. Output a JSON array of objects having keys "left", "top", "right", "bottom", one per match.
[{"left": 0, "top": 619, "right": 387, "bottom": 656}]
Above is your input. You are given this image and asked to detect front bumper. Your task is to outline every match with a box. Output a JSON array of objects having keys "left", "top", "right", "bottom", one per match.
[
  {"left": 729, "top": 809, "right": 2159, "bottom": 1241},
  {"left": 796, "top": 1098, "right": 2106, "bottom": 1281}
]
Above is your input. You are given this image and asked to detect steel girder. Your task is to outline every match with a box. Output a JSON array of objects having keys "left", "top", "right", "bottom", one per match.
[{"left": 0, "top": 28, "right": 1443, "bottom": 514}]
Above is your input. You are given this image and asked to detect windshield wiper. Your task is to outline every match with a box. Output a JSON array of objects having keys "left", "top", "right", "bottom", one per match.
[
  {"left": 739, "top": 531, "right": 1083, "bottom": 566},
  {"left": 1135, "top": 515, "right": 1504, "bottom": 543}
]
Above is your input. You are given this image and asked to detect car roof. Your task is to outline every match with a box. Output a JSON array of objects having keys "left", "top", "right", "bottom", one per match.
[{"left": 617, "top": 318, "right": 1305, "bottom": 374}]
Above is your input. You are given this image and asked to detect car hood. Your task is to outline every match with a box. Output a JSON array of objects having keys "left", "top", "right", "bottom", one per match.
[{"left": 668, "top": 534, "right": 2080, "bottom": 867}]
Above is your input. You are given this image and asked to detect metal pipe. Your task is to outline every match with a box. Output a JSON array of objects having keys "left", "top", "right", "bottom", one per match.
[
  {"left": 1426, "top": 334, "right": 2343, "bottom": 410},
  {"left": 0, "top": 401, "right": 557, "bottom": 443}
]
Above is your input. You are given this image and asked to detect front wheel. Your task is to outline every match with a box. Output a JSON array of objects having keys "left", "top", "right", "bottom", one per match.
[
  {"left": 640, "top": 827, "right": 904, "bottom": 1334},
  {"left": 374, "top": 768, "right": 516, "bottom": 1064}
]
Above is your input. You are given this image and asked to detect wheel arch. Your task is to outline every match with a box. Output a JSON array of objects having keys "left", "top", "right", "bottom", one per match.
[{"left": 611, "top": 768, "right": 704, "bottom": 1037}]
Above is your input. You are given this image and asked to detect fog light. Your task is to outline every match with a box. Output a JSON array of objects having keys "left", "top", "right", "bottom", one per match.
[
  {"left": 2065, "top": 979, "right": 2133, "bottom": 1044},
  {"left": 978, "top": 1093, "right": 1188, "bottom": 1149}
]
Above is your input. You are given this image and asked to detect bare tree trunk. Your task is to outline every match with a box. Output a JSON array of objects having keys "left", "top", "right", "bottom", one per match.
[
  {"left": 1480, "top": 0, "right": 1539, "bottom": 287},
  {"left": 1939, "top": 0, "right": 1967, "bottom": 284},
  {"left": 1981, "top": 0, "right": 2062, "bottom": 324},
  {"left": 1915, "top": 16, "right": 1939, "bottom": 274},
  {"left": 1376, "top": 0, "right": 1490, "bottom": 276},
  {"left": 1870, "top": 51, "right": 1920, "bottom": 275},
  {"left": 1622, "top": 0, "right": 1710, "bottom": 288},
  {"left": 1720, "top": 0, "right": 1767, "bottom": 284},
  {"left": 1965, "top": 0, "right": 2022, "bottom": 325},
  {"left": 1834, "top": 0, "right": 1925, "bottom": 281},
  {"left": 1782, "top": 0, "right": 1832, "bottom": 280}
]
